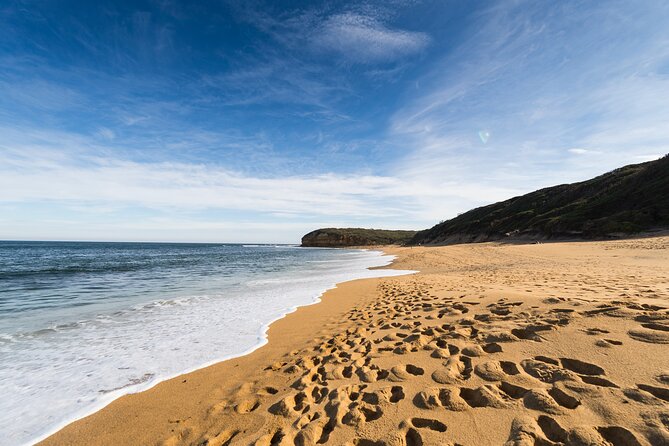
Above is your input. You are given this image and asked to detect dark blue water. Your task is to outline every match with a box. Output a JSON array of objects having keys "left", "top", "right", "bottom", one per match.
[{"left": 0, "top": 242, "right": 313, "bottom": 316}]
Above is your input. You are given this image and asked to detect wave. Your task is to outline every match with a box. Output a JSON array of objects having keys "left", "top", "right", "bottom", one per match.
[{"left": 0, "top": 264, "right": 146, "bottom": 278}]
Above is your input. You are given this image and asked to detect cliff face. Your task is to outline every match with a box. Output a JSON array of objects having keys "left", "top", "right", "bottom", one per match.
[
  {"left": 411, "top": 155, "right": 669, "bottom": 245},
  {"left": 301, "top": 228, "right": 417, "bottom": 247}
]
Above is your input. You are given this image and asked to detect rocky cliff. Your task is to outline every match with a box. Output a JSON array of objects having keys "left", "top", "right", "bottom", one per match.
[{"left": 301, "top": 228, "right": 417, "bottom": 247}]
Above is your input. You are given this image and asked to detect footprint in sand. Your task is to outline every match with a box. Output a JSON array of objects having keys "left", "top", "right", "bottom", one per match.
[
  {"left": 636, "top": 383, "right": 669, "bottom": 402},
  {"left": 410, "top": 417, "right": 448, "bottom": 432},
  {"left": 520, "top": 358, "right": 577, "bottom": 383},
  {"left": 235, "top": 398, "right": 260, "bottom": 413},
  {"left": 506, "top": 416, "right": 644, "bottom": 446},
  {"left": 537, "top": 415, "right": 568, "bottom": 443},
  {"left": 482, "top": 342, "right": 503, "bottom": 353},
  {"left": 504, "top": 416, "right": 547, "bottom": 446},
  {"left": 522, "top": 389, "right": 564, "bottom": 414},
  {"left": 459, "top": 386, "right": 509, "bottom": 408},
  {"left": 628, "top": 323, "right": 669, "bottom": 344},
  {"left": 387, "top": 385, "right": 406, "bottom": 403},
  {"left": 432, "top": 355, "right": 472, "bottom": 384},
  {"left": 597, "top": 426, "right": 644, "bottom": 446},
  {"left": 474, "top": 360, "right": 520, "bottom": 381},
  {"left": 389, "top": 364, "right": 425, "bottom": 381},
  {"left": 580, "top": 375, "right": 619, "bottom": 388},
  {"left": 413, "top": 387, "right": 468, "bottom": 411},
  {"left": 253, "top": 429, "right": 285, "bottom": 446},
  {"left": 461, "top": 344, "right": 486, "bottom": 357},
  {"left": 259, "top": 386, "right": 279, "bottom": 395},
  {"left": 655, "top": 371, "right": 669, "bottom": 385},
  {"left": 595, "top": 338, "right": 623, "bottom": 348},
  {"left": 547, "top": 384, "right": 581, "bottom": 409},
  {"left": 559, "top": 357, "right": 605, "bottom": 376},
  {"left": 405, "top": 428, "right": 423, "bottom": 446},
  {"left": 203, "top": 429, "right": 239, "bottom": 446},
  {"left": 498, "top": 381, "right": 530, "bottom": 400}
]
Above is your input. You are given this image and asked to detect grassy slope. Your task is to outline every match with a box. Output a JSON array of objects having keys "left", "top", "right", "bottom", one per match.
[{"left": 411, "top": 155, "right": 669, "bottom": 245}]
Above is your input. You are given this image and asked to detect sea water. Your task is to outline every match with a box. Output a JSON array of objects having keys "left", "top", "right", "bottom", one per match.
[{"left": 0, "top": 241, "right": 414, "bottom": 445}]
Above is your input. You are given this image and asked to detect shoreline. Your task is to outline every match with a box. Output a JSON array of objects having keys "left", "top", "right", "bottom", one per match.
[
  {"left": 36, "top": 247, "right": 414, "bottom": 446},
  {"left": 40, "top": 238, "right": 669, "bottom": 446}
]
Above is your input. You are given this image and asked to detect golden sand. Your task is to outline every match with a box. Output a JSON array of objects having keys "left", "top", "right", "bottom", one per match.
[{"left": 41, "top": 237, "right": 669, "bottom": 446}]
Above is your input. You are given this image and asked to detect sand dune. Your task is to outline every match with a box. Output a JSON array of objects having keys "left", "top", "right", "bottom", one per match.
[{"left": 41, "top": 237, "right": 669, "bottom": 446}]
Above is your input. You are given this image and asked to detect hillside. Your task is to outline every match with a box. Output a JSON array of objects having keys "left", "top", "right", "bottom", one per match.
[
  {"left": 301, "top": 228, "right": 417, "bottom": 247},
  {"left": 411, "top": 155, "right": 669, "bottom": 245}
]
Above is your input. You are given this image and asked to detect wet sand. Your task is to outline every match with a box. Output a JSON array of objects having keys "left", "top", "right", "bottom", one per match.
[{"left": 41, "top": 237, "right": 669, "bottom": 446}]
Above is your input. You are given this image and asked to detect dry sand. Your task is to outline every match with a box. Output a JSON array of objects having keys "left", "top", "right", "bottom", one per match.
[{"left": 41, "top": 237, "right": 669, "bottom": 446}]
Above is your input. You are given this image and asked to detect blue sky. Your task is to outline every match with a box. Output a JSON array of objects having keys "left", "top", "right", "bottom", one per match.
[{"left": 1, "top": 0, "right": 668, "bottom": 243}]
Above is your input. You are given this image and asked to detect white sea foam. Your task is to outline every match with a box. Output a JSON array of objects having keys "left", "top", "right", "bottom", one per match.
[{"left": 0, "top": 248, "right": 414, "bottom": 445}]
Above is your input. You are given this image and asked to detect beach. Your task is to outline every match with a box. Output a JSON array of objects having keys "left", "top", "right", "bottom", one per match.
[{"left": 41, "top": 237, "right": 669, "bottom": 446}]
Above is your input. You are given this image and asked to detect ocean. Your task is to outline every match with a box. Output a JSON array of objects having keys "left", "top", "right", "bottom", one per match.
[{"left": 0, "top": 241, "right": 413, "bottom": 445}]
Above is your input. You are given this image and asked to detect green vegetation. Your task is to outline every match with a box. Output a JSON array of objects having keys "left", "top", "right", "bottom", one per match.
[
  {"left": 301, "top": 228, "right": 417, "bottom": 247},
  {"left": 411, "top": 155, "right": 669, "bottom": 245}
]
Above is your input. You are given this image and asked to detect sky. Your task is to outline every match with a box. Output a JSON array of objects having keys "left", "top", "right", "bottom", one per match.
[{"left": 1, "top": 0, "right": 668, "bottom": 243}]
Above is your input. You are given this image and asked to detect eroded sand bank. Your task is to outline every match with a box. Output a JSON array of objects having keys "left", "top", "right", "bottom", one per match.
[{"left": 41, "top": 237, "right": 669, "bottom": 446}]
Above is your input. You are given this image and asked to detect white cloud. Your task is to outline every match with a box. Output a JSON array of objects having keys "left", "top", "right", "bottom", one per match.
[
  {"left": 236, "top": 6, "right": 428, "bottom": 67},
  {"left": 0, "top": 149, "right": 398, "bottom": 217},
  {"left": 312, "top": 13, "right": 429, "bottom": 63},
  {"left": 568, "top": 148, "right": 598, "bottom": 155}
]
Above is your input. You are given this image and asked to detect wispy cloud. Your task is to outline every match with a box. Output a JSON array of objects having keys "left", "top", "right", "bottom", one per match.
[
  {"left": 312, "top": 12, "right": 429, "bottom": 63},
  {"left": 197, "top": 52, "right": 352, "bottom": 119},
  {"left": 237, "top": 3, "right": 429, "bottom": 64}
]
